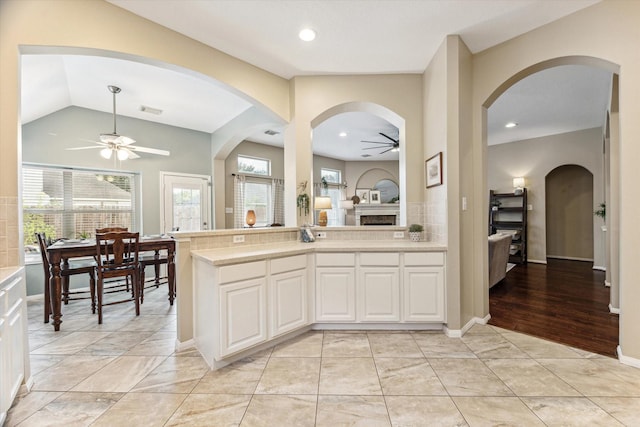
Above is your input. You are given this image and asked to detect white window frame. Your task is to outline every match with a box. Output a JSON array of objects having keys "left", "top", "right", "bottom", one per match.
[{"left": 238, "top": 154, "right": 271, "bottom": 177}]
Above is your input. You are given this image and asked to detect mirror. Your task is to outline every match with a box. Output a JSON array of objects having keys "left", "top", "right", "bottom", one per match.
[{"left": 312, "top": 111, "right": 402, "bottom": 226}]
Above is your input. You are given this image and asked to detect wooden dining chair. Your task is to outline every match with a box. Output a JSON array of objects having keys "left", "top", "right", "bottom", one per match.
[
  {"left": 139, "top": 227, "right": 178, "bottom": 304},
  {"left": 36, "top": 232, "right": 96, "bottom": 323},
  {"left": 95, "top": 226, "right": 128, "bottom": 234},
  {"left": 94, "top": 231, "right": 141, "bottom": 324}
]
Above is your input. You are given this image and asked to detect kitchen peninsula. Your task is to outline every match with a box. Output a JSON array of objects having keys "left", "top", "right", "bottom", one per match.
[{"left": 176, "top": 227, "right": 447, "bottom": 370}]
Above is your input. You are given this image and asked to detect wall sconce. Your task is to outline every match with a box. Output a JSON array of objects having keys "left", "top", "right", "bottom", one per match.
[
  {"left": 245, "top": 209, "right": 256, "bottom": 227},
  {"left": 513, "top": 177, "right": 525, "bottom": 195},
  {"left": 314, "top": 196, "right": 332, "bottom": 227}
]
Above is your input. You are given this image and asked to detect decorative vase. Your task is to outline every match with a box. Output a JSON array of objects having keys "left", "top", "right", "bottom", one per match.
[{"left": 409, "top": 231, "right": 421, "bottom": 242}]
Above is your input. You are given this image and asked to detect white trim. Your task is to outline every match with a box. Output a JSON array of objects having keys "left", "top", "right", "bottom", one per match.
[
  {"left": 528, "top": 258, "right": 547, "bottom": 264},
  {"left": 174, "top": 338, "right": 196, "bottom": 353},
  {"left": 604, "top": 280, "right": 611, "bottom": 288},
  {"left": 160, "top": 171, "right": 211, "bottom": 233},
  {"left": 592, "top": 265, "right": 606, "bottom": 271},
  {"left": 609, "top": 304, "right": 620, "bottom": 314},
  {"left": 446, "top": 314, "right": 491, "bottom": 338},
  {"left": 617, "top": 346, "right": 640, "bottom": 369},
  {"left": 547, "top": 255, "right": 594, "bottom": 262}
]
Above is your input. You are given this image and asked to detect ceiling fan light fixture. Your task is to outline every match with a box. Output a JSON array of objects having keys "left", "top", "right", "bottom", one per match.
[
  {"left": 100, "top": 147, "right": 113, "bottom": 159},
  {"left": 117, "top": 148, "right": 129, "bottom": 161}
]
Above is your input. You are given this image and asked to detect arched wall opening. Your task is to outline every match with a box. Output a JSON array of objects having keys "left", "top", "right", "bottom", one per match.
[
  {"left": 480, "top": 55, "right": 620, "bottom": 350},
  {"left": 310, "top": 102, "right": 407, "bottom": 226}
]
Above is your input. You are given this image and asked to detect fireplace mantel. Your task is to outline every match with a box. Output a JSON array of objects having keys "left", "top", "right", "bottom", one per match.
[{"left": 355, "top": 204, "right": 400, "bottom": 226}]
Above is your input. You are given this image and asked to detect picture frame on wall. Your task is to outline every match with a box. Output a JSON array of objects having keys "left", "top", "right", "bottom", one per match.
[
  {"left": 369, "top": 190, "right": 381, "bottom": 204},
  {"left": 425, "top": 152, "right": 443, "bottom": 188},
  {"left": 355, "top": 188, "right": 370, "bottom": 204}
]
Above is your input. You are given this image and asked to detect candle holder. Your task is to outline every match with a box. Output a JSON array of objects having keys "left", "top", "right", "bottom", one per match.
[{"left": 245, "top": 210, "right": 256, "bottom": 227}]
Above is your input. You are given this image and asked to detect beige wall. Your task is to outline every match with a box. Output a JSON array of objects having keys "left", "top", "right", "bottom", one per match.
[
  {"left": 470, "top": 1, "right": 640, "bottom": 359},
  {"left": 3, "top": 0, "right": 640, "bottom": 362},
  {"left": 488, "top": 128, "right": 604, "bottom": 265}
]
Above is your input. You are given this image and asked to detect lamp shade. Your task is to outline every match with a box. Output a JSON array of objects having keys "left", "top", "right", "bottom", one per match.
[
  {"left": 314, "top": 196, "right": 332, "bottom": 210},
  {"left": 100, "top": 148, "right": 113, "bottom": 159},
  {"left": 245, "top": 209, "right": 256, "bottom": 227},
  {"left": 116, "top": 148, "right": 129, "bottom": 161},
  {"left": 513, "top": 177, "right": 525, "bottom": 188},
  {"left": 339, "top": 200, "right": 354, "bottom": 210}
]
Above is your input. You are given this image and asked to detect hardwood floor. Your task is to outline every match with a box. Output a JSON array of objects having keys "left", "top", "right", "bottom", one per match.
[{"left": 488, "top": 258, "right": 619, "bottom": 357}]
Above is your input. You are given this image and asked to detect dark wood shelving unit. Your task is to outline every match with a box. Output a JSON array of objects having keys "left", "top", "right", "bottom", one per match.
[{"left": 489, "top": 189, "right": 527, "bottom": 263}]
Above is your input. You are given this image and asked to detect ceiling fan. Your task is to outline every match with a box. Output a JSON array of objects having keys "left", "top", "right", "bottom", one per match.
[
  {"left": 361, "top": 132, "right": 400, "bottom": 154},
  {"left": 66, "top": 85, "right": 170, "bottom": 160}
]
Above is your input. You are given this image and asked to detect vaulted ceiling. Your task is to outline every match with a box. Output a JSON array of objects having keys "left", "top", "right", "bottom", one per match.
[{"left": 21, "top": 0, "right": 610, "bottom": 161}]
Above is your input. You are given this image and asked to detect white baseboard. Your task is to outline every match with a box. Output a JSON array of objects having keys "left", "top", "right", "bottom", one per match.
[
  {"left": 609, "top": 304, "right": 620, "bottom": 314},
  {"left": 592, "top": 265, "right": 606, "bottom": 271},
  {"left": 174, "top": 338, "right": 196, "bottom": 353},
  {"left": 527, "top": 259, "right": 547, "bottom": 264},
  {"left": 617, "top": 346, "right": 640, "bottom": 369},
  {"left": 547, "top": 255, "right": 594, "bottom": 262},
  {"left": 446, "top": 314, "right": 491, "bottom": 338}
]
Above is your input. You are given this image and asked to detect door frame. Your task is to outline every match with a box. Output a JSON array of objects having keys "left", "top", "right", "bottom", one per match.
[{"left": 159, "top": 171, "right": 211, "bottom": 233}]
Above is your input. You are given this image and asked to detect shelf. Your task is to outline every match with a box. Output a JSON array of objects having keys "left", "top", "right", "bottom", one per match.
[{"left": 489, "top": 189, "right": 527, "bottom": 264}]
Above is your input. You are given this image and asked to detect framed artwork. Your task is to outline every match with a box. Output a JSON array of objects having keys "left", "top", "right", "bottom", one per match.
[
  {"left": 369, "top": 190, "right": 381, "bottom": 204},
  {"left": 355, "top": 188, "right": 370, "bottom": 204},
  {"left": 425, "top": 152, "right": 443, "bottom": 188}
]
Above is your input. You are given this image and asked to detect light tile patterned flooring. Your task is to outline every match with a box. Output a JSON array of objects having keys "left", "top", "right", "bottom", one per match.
[{"left": 6, "top": 286, "right": 640, "bottom": 426}]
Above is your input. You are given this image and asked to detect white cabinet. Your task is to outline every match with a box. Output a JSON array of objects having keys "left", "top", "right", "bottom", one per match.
[
  {"left": 316, "top": 253, "right": 356, "bottom": 322},
  {"left": 219, "top": 277, "right": 267, "bottom": 357},
  {"left": 358, "top": 253, "right": 400, "bottom": 322},
  {"left": 269, "top": 255, "right": 308, "bottom": 338},
  {"left": 403, "top": 252, "right": 445, "bottom": 322},
  {"left": 1, "top": 268, "right": 28, "bottom": 425}
]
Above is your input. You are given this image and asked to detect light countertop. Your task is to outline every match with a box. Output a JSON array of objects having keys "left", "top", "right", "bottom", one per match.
[
  {"left": 0, "top": 266, "right": 24, "bottom": 286},
  {"left": 191, "top": 240, "right": 447, "bottom": 266}
]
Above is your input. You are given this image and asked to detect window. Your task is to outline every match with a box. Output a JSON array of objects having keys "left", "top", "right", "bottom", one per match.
[
  {"left": 244, "top": 179, "right": 272, "bottom": 227},
  {"left": 238, "top": 155, "right": 270, "bottom": 176},
  {"left": 320, "top": 168, "right": 345, "bottom": 226},
  {"left": 22, "top": 164, "right": 139, "bottom": 251}
]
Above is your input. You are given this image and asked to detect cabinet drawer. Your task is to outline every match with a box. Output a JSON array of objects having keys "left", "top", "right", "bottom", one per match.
[
  {"left": 271, "top": 254, "right": 307, "bottom": 274},
  {"left": 3, "top": 276, "right": 23, "bottom": 308},
  {"left": 360, "top": 252, "right": 399, "bottom": 266},
  {"left": 404, "top": 252, "right": 444, "bottom": 266},
  {"left": 217, "top": 260, "right": 266, "bottom": 284},
  {"left": 316, "top": 253, "right": 355, "bottom": 267}
]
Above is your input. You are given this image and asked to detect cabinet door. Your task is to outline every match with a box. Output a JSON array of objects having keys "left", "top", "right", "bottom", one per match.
[
  {"left": 269, "top": 269, "right": 308, "bottom": 338},
  {"left": 315, "top": 268, "right": 356, "bottom": 322},
  {"left": 403, "top": 267, "right": 445, "bottom": 321},
  {"left": 219, "top": 278, "right": 267, "bottom": 357},
  {"left": 0, "top": 315, "right": 7, "bottom": 421},
  {"left": 358, "top": 267, "right": 400, "bottom": 322},
  {"left": 6, "top": 300, "right": 25, "bottom": 403}
]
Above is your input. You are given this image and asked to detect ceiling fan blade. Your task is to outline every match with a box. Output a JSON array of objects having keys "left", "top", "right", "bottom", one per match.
[
  {"left": 78, "top": 138, "right": 109, "bottom": 146},
  {"left": 66, "top": 146, "right": 102, "bottom": 151},
  {"left": 379, "top": 147, "right": 394, "bottom": 154},
  {"left": 361, "top": 140, "right": 392, "bottom": 145},
  {"left": 362, "top": 146, "right": 390, "bottom": 150},
  {"left": 116, "top": 135, "right": 136, "bottom": 146},
  {"left": 379, "top": 132, "right": 399, "bottom": 143},
  {"left": 122, "top": 147, "right": 140, "bottom": 159},
  {"left": 128, "top": 145, "right": 170, "bottom": 156}
]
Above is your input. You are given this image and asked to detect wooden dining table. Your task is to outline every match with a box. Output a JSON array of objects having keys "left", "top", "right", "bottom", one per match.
[{"left": 46, "top": 235, "right": 176, "bottom": 331}]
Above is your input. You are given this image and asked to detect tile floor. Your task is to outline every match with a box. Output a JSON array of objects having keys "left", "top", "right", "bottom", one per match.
[{"left": 6, "top": 286, "right": 640, "bottom": 426}]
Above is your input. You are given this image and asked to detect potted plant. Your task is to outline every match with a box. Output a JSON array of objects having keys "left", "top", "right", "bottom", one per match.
[
  {"left": 409, "top": 224, "right": 424, "bottom": 242},
  {"left": 297, "top": 181, "right": 310, "bottom": 217},
  {"left": 594, "top": 202, "right": 606, "bottom": 221}
]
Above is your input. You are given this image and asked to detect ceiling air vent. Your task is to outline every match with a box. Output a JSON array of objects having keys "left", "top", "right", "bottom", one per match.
[
  {"left": 361, "top": 154, "right": 372, "bottom": 158},
  {"left": 140, "top": 105, "right": 163, "bottom": 115},
  {"left": 264, "top": 129, "right": 280, "bottom": 136}
]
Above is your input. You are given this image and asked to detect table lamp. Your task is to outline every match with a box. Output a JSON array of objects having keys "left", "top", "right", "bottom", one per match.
[
  {"left": 245, "top": 209, "right": 256, "bottom": 227},
  {"left": 314, "top": 196, "right": 332, "bottom": 227}
]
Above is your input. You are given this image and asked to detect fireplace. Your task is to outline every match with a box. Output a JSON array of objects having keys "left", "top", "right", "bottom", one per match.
[
  {"left": 355, "top": 204, "right": 400, "bottom": 226},
  {"left": 360, "top": 215, "right": 396, "bottom": 226}
]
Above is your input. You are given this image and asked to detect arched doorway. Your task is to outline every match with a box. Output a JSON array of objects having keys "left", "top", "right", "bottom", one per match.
[{"left": 545, "top": 165, "right": 594, "bottom": 262}]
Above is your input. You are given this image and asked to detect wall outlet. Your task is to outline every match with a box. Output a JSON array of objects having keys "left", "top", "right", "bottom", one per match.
[
  {"left": 527, "top": 204, "right": 533, "bottom": 211},
  {"left": 316, "top": 231, "right": 327, "bottom": 239},
  {"left": 393, "top": 231, "right": 405, "bottom": 239},
  {"left": 225, "top": 207, "right": 233, "bottom": 214},
  {"left": 233, "top": 235, "right": 245, "bottom": 243}
]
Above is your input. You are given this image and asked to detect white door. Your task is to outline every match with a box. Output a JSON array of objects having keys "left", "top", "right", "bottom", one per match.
[{"left": 161, "top": 172, "right": 210, "bottom": 233}]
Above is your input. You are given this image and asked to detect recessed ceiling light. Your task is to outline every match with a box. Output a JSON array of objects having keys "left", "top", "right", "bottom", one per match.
[
  {"left": 505, "top": 122, "right": 518, "bottom": 128},
  {"left": 339, "top": 132, "right": 347, "bottom": 137},
  {"left": 299, "top": 28, "right": 316, "bottom": 42}
]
